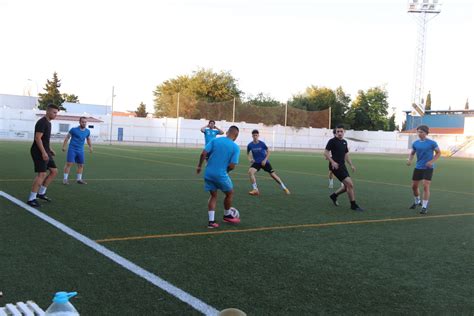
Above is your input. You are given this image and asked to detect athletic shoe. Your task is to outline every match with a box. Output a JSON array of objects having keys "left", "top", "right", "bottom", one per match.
[
  {"left": 420, "top": 207, "right": 428, "bottom": 215},
  {"left": 248, "top": 189, "right": 259, "bottom": 196},
  {"left": 223, "top": 215, "right": 241, "bottom": 224},
  {"left": 208, "top": 221, "right": 219, "bottom": 229},
  {"left": 26, "top": 199, "right": 41, "bottom": 207},
  {"left": 77, "top": 180, "right": 88, "bottom": 185},
  {"left": 283, "top": 188, "right": 291, "bottom": 195},
  {"left": 329, "top": 194, "right": 339, "bottom": 206},
  {"left": 37, "top": 194, "right": 51, "bottom": 202},
  {"left": 63, "top": 179, "right": 69, "bottom": 185},
  {"left": 351, "top": 205, "right": 364, "bottom": 212},
  {"left": 409, "top": 202, "right": 421, "bottom": 209}
]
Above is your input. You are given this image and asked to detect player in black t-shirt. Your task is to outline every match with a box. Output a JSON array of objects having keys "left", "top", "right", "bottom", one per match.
[
  {"left": 27, "top": 104, "right": 60, "bottom": 207},
  {"left": 324, "top": 125, "right": 364, "bottom": 211}
]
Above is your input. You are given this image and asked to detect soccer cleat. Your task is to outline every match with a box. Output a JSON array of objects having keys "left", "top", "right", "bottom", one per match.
[
  {"left": 208, "top": 221, "right": 220, "bottom": 229},
  {"left": 329, "top": 194, "right": 339, "bottom": 206},
  {"left": 26, "top": 199, "right": 41, "bottom": 207},
  {"left": 223, "top": 215, "right": 241, "bottom": 224},
  {"left": 351, "top": 205, "right": 364, "bottom": 212},
  {"left": 420, "top": 207, "right": 428, "bottom": 215},
  {"left": 248, "top": 189, "right": 259, "bottom": 196},
  {"left": 77, "top": 180, "right": 88, "bottom": 185},
  {"left": 37, "top": 194, "right": 51, "bottom": 202},
  {"left": 409, "top": 202, "right": 421, "bottom": 209},
  {"left": 63, "top": 179, "right": 69, "bottom": 185},
  {"left": 283, "top": 188, "right": 291, "bottom": 195}
]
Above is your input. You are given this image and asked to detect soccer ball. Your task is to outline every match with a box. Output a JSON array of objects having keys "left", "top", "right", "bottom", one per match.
[{"left": 229, "top": 207, "right": 240, "bottom": 218}]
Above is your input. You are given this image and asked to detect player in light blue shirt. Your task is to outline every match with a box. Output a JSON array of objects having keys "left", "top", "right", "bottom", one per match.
[
  {"left": 62, "top": 117, "right": 93, "bottom": 185},
  {"left": 247, "top": 129, "right": 290, "bottom": 196},
  {"left": 200, "top": 120, "right": 224, "bottom": 146},
  {"left": 407, "top": 125, "right": 441, "bottom": 214},
  {"left": 197, "top": 125, "right": 241, "bottom": 228}
]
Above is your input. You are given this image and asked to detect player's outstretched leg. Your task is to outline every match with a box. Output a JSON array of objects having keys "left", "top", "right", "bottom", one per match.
[
  {"left": 270, "top": 172, "right": 290, "bottom": 195},
  {"left": 409, "top": 180, "right": 422, "bottom": 209}
]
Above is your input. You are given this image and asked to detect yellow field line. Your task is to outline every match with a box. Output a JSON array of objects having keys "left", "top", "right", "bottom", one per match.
[
  {"left": 94, "top": 150, "right": 474, "bottom": 196},
  {"left": 95, "top": 212, "right": 474, "bottom": 243}
]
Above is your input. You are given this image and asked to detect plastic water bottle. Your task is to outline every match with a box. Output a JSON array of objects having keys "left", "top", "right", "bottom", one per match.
[{"left": 44, "top": 292, "right": 79, "bottom": 316}]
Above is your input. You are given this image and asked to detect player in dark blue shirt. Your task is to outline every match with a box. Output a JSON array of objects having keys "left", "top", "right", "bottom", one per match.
[
  {"left": 407, "top": 125, "right": 441, "bottom": 214},
  {"left": 247, "top": 129, "right": 290, "bottom": 196},
  {"left": 62, "top": 117, "right": 93, "bottom": 185}
]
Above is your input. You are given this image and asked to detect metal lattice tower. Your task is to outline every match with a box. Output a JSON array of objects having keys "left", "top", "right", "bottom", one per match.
[{"left": 408, "top": 0, "right": 441, "bottom": 115}]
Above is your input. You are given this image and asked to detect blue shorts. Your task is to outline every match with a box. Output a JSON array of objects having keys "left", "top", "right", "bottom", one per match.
[
  {"left": 204, "top": 175, "right": 233, "bottom": 192},
  {"left": 67, "top": 149, "right": 85, "bottom": 164}
]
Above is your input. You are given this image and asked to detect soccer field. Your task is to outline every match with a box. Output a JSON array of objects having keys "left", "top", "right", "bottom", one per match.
[{"left": 0, "top": 140, "right": 473, "bottom": 315}]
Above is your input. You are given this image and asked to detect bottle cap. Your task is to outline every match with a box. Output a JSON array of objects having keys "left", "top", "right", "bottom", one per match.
[{"left": 52, "top": 292, "right": 77, "bottom": 303}]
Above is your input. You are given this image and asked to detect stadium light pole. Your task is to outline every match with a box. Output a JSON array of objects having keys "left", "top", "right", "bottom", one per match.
[
  {"left": 408, "top": 0, "right": 441, "bottom": 117},
  {"left": 109, "top": 86, "right": 115, "bottom": 145}
]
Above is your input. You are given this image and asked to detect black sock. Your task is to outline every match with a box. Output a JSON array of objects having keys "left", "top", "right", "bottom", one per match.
[
  {"left": 331, "top": 193, "right": 338, "bottom": 199},
  {"left": 350, "top": 201, "right": 357, "bottom": 207}
]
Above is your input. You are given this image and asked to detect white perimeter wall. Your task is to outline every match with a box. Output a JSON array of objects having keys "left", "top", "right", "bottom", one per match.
[{"left": 1, "top": 108, "right": 473, "bottom": 157}]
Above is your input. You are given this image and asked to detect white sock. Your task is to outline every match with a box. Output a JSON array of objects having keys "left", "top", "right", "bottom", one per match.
[
  {"left": 63, "top": 173, "right": 69, "bottom": 180},
  {"left": 422, "top": 200, "right": 429, "bottom": 208},
  {"left": 340, "top": 182, "right": 344, "bottom": 188},
  {"left": 329, "top": 179, "right": 334, "bottom": 185},
  {"left": 224, "top": 209, "right": 232, "bottom": 216},
  {"left": 252, "top": 183, "right": 258, "bottom": 190},
  {"left": 208, "top": 210, "right": 215, "bottom": 222},
  {"left": 77, "top": 173, "right": 82, "bottom": 180},
  {"left": 38, "top": 186, "right": 47, "bottom": 195},
  {"left": 28, "top": 192, "right": 37, "bottom": 201},
  {"left": 280, "top": 183, "right": 287, "bottom": 190},
  {"left": 414, "top": 196, "right": 421, "bottom": 204}
]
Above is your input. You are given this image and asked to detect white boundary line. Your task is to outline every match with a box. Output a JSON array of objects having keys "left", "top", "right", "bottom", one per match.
[{"left": 0, "top": 191, "right": 219, "bottom": 316}]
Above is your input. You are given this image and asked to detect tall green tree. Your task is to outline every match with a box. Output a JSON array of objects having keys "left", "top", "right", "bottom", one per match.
[
  {"left": 135, "top": 102, "right": 148, "bottom": 117},
  {"left": 388, "top": 114, "right": 397, "bottom": 131},
  {"left": 62, "top": 93, "right": 80, "bottom": 103},
  {"left": 425, "top": 91, "right": 432, "bottom": 111},
  {"left": 153, "top": 68, "right": 241, "bottom": 118},
  {"left": 245, "top": 93, "right": 282, "bottom": 107},
  {"left": 346, "top": 87, "right": 390, "bottom": 131},
  {"left": 289, "top": 85, "right": 348, "bottom": 127},
  {"left": 38, "top": 72, "right": 66, "bottom": 110}
]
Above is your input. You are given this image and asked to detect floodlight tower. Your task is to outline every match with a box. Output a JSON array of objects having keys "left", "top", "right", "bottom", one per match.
[{"left": 408, "top": 0, "right": 441, "bottom": 115}]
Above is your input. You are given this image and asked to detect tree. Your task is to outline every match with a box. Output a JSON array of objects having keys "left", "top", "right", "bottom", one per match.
[
  {"left": 62, "top": 93, "right": 80, "bottom": 103},
  {"left": 245, "top": 93, "right": 282, "bottom": 107},
  {"left": 38, "top": 72, "right": 66, "bottom": 110},
  {"left": 289, "top": 85, "right": 348, "bottom": 127},
  {"left": 388, "top": 114, "right": 397, "bottom": 131},
  {"left": 153, "top": 68, "right": 242, "bottom": 118},
  {"left": 346, "top": 87, "right": 390, "bottom": 131},
  {"left": 425, "top": 91, "right": 431, "bottom": 111},
  {"left": 135, "top": 102, "right": 148, "bottom": 117}
]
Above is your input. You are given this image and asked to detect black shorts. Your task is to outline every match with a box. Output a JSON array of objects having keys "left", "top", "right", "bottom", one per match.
[
  {"left": 251, "top": 162, "right": 274, "bottom": 173},
  {"left": 412, "top": 168, "right": 434, "bottom": 181},
  {"left": 331, "top": 164, "right": 349, "bottom": 182},
  {"left": 31, "top": 148, "right": 57, "bottom": 173}
]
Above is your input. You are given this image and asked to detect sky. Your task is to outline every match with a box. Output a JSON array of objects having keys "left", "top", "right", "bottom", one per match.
[{"left": 0, "top": 0, "right": 472, "bottom": 121}]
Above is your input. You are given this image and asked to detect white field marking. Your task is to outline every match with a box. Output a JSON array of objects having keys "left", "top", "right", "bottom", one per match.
[
  {"left": 0, "top": 177, "right": 253, "bottom": 182},
  {"left": 0, "top": 191, "right": 219, "bottom": 316}
]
